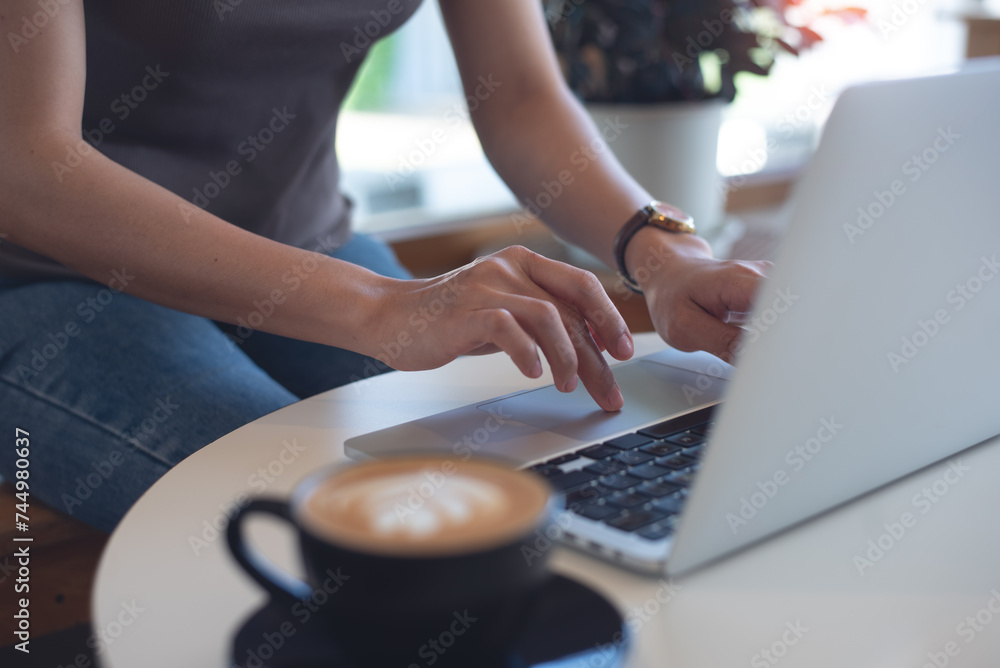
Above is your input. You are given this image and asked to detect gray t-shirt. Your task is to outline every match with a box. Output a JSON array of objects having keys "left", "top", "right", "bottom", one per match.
[{"left": 1, "top": 0, "right": 422, "bottom": 279}]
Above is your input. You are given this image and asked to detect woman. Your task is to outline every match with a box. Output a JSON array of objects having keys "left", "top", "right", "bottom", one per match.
[{"left": 0, "top": 0, "right": 768, "bottom": 531}]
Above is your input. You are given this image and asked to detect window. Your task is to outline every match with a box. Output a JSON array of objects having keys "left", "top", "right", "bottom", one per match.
[
  {"left": 337, "top": 1, "right": 515, "bottom": 240},
  {"left": 337, "top": 0, "right": 969, "bottom": 239},
  {"left": 718, "top": 0, "right": 967, "bottom": 177}
]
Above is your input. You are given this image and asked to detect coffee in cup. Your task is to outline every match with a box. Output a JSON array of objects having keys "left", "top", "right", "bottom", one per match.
[
  {"left": 227, "top": 455, "right": 558, "bottom": 666},
  {"left": 300, "top": 456, "right": 549, "bottom": 557}
]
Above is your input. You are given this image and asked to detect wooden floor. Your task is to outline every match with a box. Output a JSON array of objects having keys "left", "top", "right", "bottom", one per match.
[{"left": 0, "top": 483, "right": 108, "bottom": 645}]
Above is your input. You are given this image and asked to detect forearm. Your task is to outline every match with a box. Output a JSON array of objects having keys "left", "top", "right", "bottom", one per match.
[
  {"left": 1, "top": 134, "right": 637, "bottom": 407},
  {"left": 2, "top": 134, "right": 387, "bottom": 354},
  {"left": 441, "top": 0, "right": 766, "bottom": 365},
  {"left": 441, "top": 0, "right": 699, "bottom": 274},
  {"left": 477, "top": 89, "right": 716, "bottom": 287},
  {"left": 475, "top": 88, "right": 650, "bottom": 268}
]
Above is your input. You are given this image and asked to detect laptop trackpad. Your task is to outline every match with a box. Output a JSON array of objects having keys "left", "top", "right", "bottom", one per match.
[{"left": 477, "top": 360, "right": 725, "bottom": 443}]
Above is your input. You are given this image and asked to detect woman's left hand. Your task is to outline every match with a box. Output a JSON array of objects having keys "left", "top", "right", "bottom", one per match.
[{"left": 625, "top": 227, "right": 772, "bottom": 364}]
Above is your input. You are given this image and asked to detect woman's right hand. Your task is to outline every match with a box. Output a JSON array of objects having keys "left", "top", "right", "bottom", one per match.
[{"left": 367, "top": 246, "right": 634, "bottom": 412}]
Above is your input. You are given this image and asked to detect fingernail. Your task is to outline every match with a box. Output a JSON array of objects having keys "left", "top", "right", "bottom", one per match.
[
  {"left": 564, "top": 375, "right": 578, "bottom": 392},
  {"left": 616, "top": 333, "right": 633, "bottom": 357},
  {"left": 606, "top": 384, "right": 624, "bottom": 411},
  {"left": 529, "top": 359, "right": 542, "bottom": 378}
]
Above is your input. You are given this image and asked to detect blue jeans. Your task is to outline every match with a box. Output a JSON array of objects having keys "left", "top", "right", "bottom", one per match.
[{"left": 0, "top": 233, "right": 410, "bottom": 532}]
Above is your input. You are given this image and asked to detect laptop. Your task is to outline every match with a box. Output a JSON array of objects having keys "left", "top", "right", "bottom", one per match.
[{"left": 346, "top": 59, "right": 1000, "bottom": 576}]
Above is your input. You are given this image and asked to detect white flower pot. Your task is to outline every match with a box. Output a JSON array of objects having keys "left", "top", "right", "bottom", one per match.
[{"left": 588, "top": 100, "right": 726, "bottom": 238}]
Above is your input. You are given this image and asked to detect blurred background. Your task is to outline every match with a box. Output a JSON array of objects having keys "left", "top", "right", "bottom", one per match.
[
  {"left": 338, "top": 0, "right": 994, "bottom": 245},
  {"left": 5, "top": 1, "right": 1000, "bottom": 656}
]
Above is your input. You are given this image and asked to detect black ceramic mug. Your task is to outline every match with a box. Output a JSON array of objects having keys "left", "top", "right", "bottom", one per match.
[{"left": 227, "top": 455, "right": 559, "bottom": 666}]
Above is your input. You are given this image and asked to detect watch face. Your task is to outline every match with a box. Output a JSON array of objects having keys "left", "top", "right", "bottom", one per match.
[{"left": 650, "top": 201, "right": 693, "bottom": 225}]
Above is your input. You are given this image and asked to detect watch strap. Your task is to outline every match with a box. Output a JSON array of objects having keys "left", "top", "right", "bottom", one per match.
[
  {"left": 613, "top": 201, "right": 696, "bottom": 294},
  {"left": 613, "top": 205, "right": 654, "bottom": 294}
]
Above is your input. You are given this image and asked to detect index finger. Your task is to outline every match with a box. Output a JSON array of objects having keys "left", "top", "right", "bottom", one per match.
[{"left": 523, "top": 253, "right": 634, "bottom": 361}]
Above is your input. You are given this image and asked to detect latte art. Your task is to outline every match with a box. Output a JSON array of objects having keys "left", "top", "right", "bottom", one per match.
[{"left": 301, "top": 458, "right": 551, "bottom": 556}]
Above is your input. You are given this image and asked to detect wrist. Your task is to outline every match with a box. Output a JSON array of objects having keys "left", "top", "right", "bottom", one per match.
[
  {"left": 357, "top": 273, "right": 407, "bottom": 361},
  {"left": 623, "top": 226, "right": 712, "bottom": 292},
  {"left": 316, "top": 260, "right": 404, "bottom": 357}
]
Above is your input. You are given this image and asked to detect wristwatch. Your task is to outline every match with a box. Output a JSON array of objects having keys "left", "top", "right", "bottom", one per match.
[{"left": 613, "top": 201, "right": 696, "bottom": 293}]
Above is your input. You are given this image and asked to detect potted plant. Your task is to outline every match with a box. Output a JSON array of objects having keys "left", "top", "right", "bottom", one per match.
[{"left": 546, "top": 0, "right": 864, "bottom": 235}]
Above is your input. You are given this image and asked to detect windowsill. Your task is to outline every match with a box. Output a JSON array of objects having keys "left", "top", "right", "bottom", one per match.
[
  {"left": 355, "top": 165, "right": 801, "bottom": 244},
  {"left": 339, "top": 109, "right": 804, "bottom": 244}
]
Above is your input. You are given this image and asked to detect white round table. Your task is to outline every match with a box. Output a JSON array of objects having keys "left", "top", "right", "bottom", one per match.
[{"left": 94, "top": 333, "right": 1000, "bottom": 667}]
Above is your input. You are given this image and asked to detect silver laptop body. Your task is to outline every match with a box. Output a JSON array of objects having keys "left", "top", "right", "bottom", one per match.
[{"left": 347, "top": 60, "right": 1000, "bottom": 576}]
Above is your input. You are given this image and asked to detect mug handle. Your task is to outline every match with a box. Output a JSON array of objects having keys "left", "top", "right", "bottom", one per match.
[{"left": 226, "top": 499, "right": 313, "bottom": 601}]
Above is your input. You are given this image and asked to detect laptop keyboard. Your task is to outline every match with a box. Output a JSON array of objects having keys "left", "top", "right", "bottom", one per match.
[{"left": 528, "top": 405, "right": 716, "bottom": 542}]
